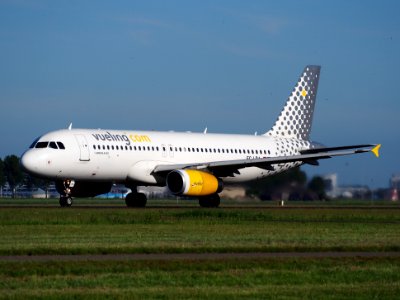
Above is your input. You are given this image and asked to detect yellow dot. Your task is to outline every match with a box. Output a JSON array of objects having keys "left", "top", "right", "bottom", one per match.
[{"left": 301, "top": 90, "right": 307, "bottom": 97}]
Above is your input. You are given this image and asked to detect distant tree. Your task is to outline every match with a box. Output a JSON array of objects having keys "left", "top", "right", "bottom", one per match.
[
  {"left": 0, "top": 158, "right": 5, "bottom": 187},
  {"left": 25, "top": 175, "right": 52, "bottom": 198},
  {"left": 246, "top": 167, "right": 307, "bottom": 200},
  {"left": 308, "top": 176, "right": 326, "bottom": 200},
  {"left": 0, "top": 158, "right": 5, "bottom": 197},
  {"left": 4, "top": 155, "right": 24, "bottom": 198}
]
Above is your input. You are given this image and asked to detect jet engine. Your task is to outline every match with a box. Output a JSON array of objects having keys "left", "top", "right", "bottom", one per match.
[
  {"left": 55, "top": 180, "right": 112, "bottom": 198},
  {"left": 166, "top": 169, "right": 223, "bottom": 196}
]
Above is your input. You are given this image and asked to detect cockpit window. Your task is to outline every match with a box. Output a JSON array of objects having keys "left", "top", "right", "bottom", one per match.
[
  {"left": 29, "top": 137, "right": 41, "bottom": 148},
  {"left": 35, "top": 142, "right": 49, "bottom": 148},
  {"left": 32, "top": 140, "right": 65, "bottom": 150},
  {"left": 57, "top": 142, "right": 65, "bottom": 149},
  {"left": 49, "top": 142, "right": 58, "bottom": 149}
]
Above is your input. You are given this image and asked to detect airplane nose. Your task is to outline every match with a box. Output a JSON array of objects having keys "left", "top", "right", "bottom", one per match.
[{"left": 20, "top": 150, "right": 39, "bottom": 174}]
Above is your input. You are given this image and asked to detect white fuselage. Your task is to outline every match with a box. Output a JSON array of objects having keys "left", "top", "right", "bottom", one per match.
[{"left": 21, "top": 128, "right": 310, "bottom": 185}]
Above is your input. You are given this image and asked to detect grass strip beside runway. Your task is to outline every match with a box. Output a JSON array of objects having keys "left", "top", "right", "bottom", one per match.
[
  {"left": 0, "top": 207, "right": 399, "bottom": 255},
  {"left": 0, "top": 257, "right": 399, "bottom": 299},
  {"left": 1, "top": 205, "right": 399, "bottom": 298}
]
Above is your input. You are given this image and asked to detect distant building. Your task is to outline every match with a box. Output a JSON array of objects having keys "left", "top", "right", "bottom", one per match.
[
  {"left": 390, "top": 174, "right": 400, "bottom": 189},
  {"left": 322, "top": 173, "right": 370, "bottom": 199},
  {"left": 390, "top": 174, "right": 400, "bottom": 201},
  {"left": 322, "top": 173, "right": 338, "bottom": 198}
]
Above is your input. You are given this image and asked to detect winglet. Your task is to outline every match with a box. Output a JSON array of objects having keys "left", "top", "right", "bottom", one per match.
[{"left": 371, "top": 144, "right": 381, "bottom": 158}]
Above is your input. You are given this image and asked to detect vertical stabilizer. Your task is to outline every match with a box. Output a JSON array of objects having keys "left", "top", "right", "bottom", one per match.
[{"left": 265, "top": 65, "right": 321, "bottom": 141}]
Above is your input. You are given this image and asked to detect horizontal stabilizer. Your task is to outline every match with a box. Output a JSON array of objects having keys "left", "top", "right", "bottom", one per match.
[{"left": 371, "top": 144, "right": 381, "bottom": 158}]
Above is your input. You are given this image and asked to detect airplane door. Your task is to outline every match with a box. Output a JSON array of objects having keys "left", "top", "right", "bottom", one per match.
[
  {"left": 168, "top": 144, "right": 174, "bottom": 158},
  {"left": 161, "top": 144, "right": 167, "bottom": 158},
  {"left": 74, "top": 134, "right": 90, "bottom": 161}
]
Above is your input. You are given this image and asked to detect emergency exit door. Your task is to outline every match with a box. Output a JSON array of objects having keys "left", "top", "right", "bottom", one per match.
[{"left": 74, "top": 134, "right": 90, "bottom": 161}]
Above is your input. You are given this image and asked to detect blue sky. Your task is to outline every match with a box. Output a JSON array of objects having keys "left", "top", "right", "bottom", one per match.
[{"left": 0, "top": 0, "right": 399, "bottom": 188}]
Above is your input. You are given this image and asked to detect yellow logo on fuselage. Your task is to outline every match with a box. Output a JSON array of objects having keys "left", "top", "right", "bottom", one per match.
[{"left": 129, "top": 134, "right": 152, "bottom": 143}]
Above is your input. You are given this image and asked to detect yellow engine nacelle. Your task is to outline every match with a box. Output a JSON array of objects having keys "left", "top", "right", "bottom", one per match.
[{"left": 166, "top": 169, "right": 223, "bottom": 196}]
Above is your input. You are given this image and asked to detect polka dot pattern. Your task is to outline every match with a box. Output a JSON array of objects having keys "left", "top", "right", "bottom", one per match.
[{"left": 266, "top": 65, "right": 320, "bottom": 141}]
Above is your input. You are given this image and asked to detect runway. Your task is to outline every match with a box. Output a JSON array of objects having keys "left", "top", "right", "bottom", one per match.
[
  {"left": 1, "top": 252, "right": 399, "bottom": 262},
  {"left": 0, "top": 205, "right": 399, "bottom": 210}
]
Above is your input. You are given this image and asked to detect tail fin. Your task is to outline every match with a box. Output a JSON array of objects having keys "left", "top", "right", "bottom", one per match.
[{"left": 264, "top": 65, "right": 321, "bottom": 141}]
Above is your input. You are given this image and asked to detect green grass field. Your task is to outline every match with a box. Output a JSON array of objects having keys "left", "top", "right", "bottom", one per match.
[{"left": 0, "top": 199, "right": 399, "bottom": 299}]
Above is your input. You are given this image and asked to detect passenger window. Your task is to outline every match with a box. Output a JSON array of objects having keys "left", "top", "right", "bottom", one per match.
[
  {"left": 93, "top": 145, "right": 96, "bottom": 150},
  {"left": 107, "top": 145, "right": 110, "bottom": 150},
  {"left": 35, "top": 142, "right": 49, "bottom": 148}
]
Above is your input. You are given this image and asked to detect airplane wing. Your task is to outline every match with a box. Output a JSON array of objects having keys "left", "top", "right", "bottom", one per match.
[{"left": 152, "top": 144, "right": 380, "bottom": 177}]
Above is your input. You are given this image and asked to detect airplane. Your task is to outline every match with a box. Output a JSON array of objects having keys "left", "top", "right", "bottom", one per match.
[{"left": 20, "top": 65, "right": 381, "bottom": 207}]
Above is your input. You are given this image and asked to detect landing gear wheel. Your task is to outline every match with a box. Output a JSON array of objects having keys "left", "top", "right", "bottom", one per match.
[
  {"left": 59, "top": 196, "right": 73, "bottom": 207},
  {"left": 125, "top": 192, "right": 147, "bottom": 208},
  {"left": 199, "top": 194, "right": 220, "bottom": 208}
]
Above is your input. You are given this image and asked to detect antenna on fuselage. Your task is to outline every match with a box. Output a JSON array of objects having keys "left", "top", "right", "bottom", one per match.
[
  {"left": 204, "top": 127, "right": 208, "bottom": 134},
  {"left": 68, "top": 123, "right": 72, "bottom": 130}
]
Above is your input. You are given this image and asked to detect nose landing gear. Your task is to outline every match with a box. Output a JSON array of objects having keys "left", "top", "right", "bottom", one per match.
[
  {"left": 60, "top": 195, "right": 73, "bottom": 207},
  {"left": 59, "top": 179, "right": 74, "bottom": 207}
]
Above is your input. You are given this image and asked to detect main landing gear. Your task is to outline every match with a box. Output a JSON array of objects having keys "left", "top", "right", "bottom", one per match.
[
  {"left": 198, "top": 194, "right": 220, "bottom": 208},
  {"left": 59, "top": 179, "right": 74, "bottom": 207},
  {"left": 125, "top": 192, "right": 147, "bottom": 207}
]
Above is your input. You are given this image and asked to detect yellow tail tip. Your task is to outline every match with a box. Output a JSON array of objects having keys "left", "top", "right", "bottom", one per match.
[{"left": 372, "top": 144, "right": 381, "bottom": 158}]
